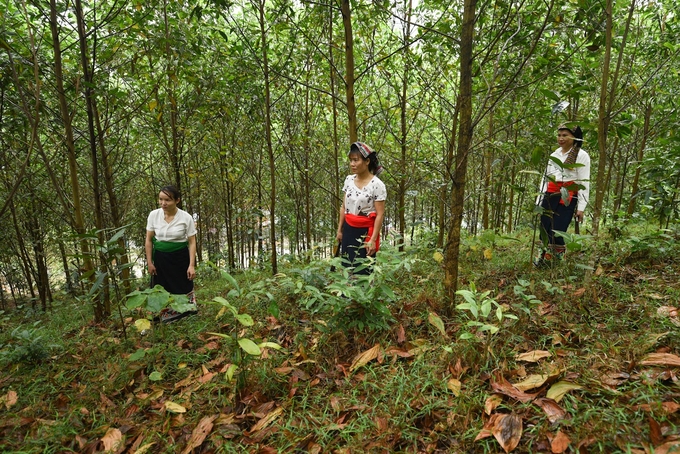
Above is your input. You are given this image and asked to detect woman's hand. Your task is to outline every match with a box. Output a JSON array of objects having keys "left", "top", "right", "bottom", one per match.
[
  {"left": 336, "top": 230, "right": 343, "bottom": 242},
  {"left": 148, "top": 263, "right": 157, "bottom": 275},
  {"left": 187, "top": 265, "right": 196, "bottom": 280},
  {"left": 575, "top": 210, "right": 584, "bottom": 223},
  {"left": 366, "top": 240, "right": 377, "bottom": 256}
]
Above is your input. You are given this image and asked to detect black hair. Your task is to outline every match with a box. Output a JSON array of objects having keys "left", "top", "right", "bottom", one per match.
[
  {"left": 160, "top": 185, "right": 181, "bottom": 201},
  {"left": 348, "top": 145, "right": 380, "bottom": 175}
]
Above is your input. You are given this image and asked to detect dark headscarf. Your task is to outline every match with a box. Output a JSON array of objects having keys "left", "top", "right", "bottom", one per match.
[
  {"left": 351, "top": 142, "right": 384, "bottom": 177},
  {"left": 558, "top": 125, "right": 583, "bottom": 165}
]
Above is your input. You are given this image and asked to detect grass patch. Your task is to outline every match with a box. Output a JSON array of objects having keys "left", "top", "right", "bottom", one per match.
[{"left": 2, "top": 223, "right": 680, "bottom": 452}]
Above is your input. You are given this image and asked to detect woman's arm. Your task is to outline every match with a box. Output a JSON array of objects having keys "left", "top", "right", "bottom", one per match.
[
  {"left": 145, "top": 230, "right": 156, "bottom": 275},
  {"left": 336, "top": 197, "right": 346, "bottom": 242},
  {"left": 187, "top": 235, "right": 196, "bottom": 280},
  {"left": 366, "top": 200, "right": 385, "bottom": 256}
]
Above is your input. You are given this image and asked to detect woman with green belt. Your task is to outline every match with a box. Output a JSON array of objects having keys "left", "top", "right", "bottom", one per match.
[{"left": 145, "top": 185, "right": 198, "bottom": 322}]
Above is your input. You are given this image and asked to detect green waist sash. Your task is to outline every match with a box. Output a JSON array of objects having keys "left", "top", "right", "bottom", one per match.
[{"left": 152, "top": 238, "right": 188, "bottom": 255}]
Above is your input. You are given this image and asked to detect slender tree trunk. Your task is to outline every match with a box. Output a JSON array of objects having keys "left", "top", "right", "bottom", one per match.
[
  {"left": 255, "top": 0, "right": 278, "bottom": 273},
  {"left": 627, "top": 102, "right": 651, "bottom": 215},
  {"left": 444, "top": 0, "right": 477, "bottom": 306},
  {"left": 341, "top": 0, "right": 358, "bottom": 142},
  {"left": 329, "top": 4, "right": 341, "bottom": 254},
  {"left": 9, "top": 200, "right": 36, "bottom": 302},
  {"left": 75, "top": 0, "right": 110, "bottom": 319}
]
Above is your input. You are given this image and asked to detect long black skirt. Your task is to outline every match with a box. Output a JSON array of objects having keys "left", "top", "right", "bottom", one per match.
[
  {"left": 340, "top": 221, "right": 372, "bottom": 275},
  {"left": 539, "top": 192, "right": 577, "bottom": 247},
  {"left": 152, "top": 247, "right": 193, "bottom": 295}
]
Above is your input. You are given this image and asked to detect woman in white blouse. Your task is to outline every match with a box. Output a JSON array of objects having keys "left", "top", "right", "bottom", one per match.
[
  {"left": 335, "top": 142, "right": 387, "bottom": 274},
  {"left": 535, "top": 125, "right": 590, "bottom": 266},
  {"left": 145, "top": 185, "right": 197, "bottom": 321}
]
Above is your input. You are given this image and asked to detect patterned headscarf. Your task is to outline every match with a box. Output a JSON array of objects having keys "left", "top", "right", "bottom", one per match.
[
  {"left": 558, "top": 125, "right": 583, "bottom": 165},
  {"left": 351, "top": 142, "right": 384, "bottom": 177}
]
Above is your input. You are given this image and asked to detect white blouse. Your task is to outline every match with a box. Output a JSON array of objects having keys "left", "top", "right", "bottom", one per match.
[
  {"left": 537, "top": 147, "right": 591, "bottom": 212},
  {"left": 343, "top": 175, "right": 387, "bottom": 215},
  {"left": 146, "top": 208, "right": 197, "bottom": 242}
]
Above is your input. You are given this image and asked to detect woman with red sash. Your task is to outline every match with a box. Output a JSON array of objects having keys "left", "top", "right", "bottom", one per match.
[
  {"left": 335, "top": 142, "right": 387, "bottom": 274},
  {"left": 535, "top": 125, "right": 590, "bottom": 266},
  {"left": 145, "top": 185, "right": 198, "bottom": 322}
]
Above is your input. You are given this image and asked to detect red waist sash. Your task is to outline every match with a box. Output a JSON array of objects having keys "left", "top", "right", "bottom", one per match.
[
  {"left": 547, "top": 181, "right": 578, "bottom": 206},
  {"left": 345, "top": 213, "right": 380, "bottom": 252}
]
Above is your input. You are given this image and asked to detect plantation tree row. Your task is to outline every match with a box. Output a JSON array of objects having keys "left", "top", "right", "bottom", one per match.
[{"left": 0, "top": 0, "right": 678, "bottom": 319}]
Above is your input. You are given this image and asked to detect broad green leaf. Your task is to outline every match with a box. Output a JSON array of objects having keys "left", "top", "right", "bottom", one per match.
[
  {"left": 126, "top": 294, "right": 147, "bottom": 310},
  {"left": 149, "top": 371, "right": 162, "bottom": 381},
  {"left": 147, "top": 292, "right": 169, "bottom": 312},
  {"left": 235, "top": 313, "right": 254, "bottom": 326},
  {"left": 238, "top": 338, "right": 261, "bottom": 356},
  {"left": 433, "top": 251, "right": 444, "bottom": 263},
  {"left": 212, "top": 296, "right": 229, "bottom": 305},
  {"left": 135, "top": 319, "right": 151, "bottom": 332},
  {"left": 129, "top": 348, "right": 147, "bottom": 361}
]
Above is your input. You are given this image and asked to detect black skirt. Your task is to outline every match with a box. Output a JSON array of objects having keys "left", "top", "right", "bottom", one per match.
[
  {"left": 341, "top": 221, "right": 372, "bottom": 275},
  {"left": 152, "top": 247, "right": 194, "bottom": 295}
]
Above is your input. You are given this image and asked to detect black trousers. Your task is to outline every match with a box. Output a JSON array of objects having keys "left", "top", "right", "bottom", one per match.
[{"left": 539, "top": 192, "right": 577, "bottom": 248}]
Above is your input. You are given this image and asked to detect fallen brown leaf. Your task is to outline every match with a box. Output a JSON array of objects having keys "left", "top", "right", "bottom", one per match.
[
  {"left": 101, "top": 428, "right": 123, "bottom": 452},
  {"left": 350, "top": 344, "right": 381, "bottom": 372},
  {"left": 491, "top": 371, "right": 540, "bottom": 403},
  {"left": 640, "top": 353, "right": 680, "bottom": 367},
  {"left": 550, "top": 430, "right": 570, "bottom": 453},
  {"left": 249, "top": 406, "right": 283, "bottom": 434},
  {"left": 649, "top": 416, "right": 664, "bottom": 446},
  {"left": 485, "top": 394, "right": 503, "bottom": 415},
  {"left": 180, "top": 415, "right": 217, "bottom": 454},
  {"left": 492, "top": 413, "right": 522, "bottom": 453},
  {"left": 1, "top": 390, "right": 17, "bottom": 410},
  {"left": 534, "top": 398, "right": 567, "bottom": 424},
  {"left": 515, "top": 350, "right": 551, "bottom": 362}
]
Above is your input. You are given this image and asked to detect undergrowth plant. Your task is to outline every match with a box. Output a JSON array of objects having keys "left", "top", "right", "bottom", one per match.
[
  {"left": 454, "top": 282, "right": 517, "bottom": 362},
  {"left": 207, "top": 271, "right": 285, "bottom": 389},
  {"left": 323, "top": 246, "right": 416, "bottom": 333},
  {"left": 0, "top": 321, "right": 59, "bottom": 366},
  {"left": 125, "top": 285, "right": 195, "bottom": 331}
]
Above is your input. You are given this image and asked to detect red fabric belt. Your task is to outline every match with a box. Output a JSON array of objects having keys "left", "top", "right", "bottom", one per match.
[
  {"left": 345, "top": 213, "right": 380, "bottom": 252},
  {"left": 547, "top": 181, "right": 578, "bottom": 206}
]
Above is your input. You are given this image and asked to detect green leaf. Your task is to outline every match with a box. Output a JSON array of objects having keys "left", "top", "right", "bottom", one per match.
[
  {"left": 212, "top": 296, "right": 229, "bottom": 305},
  {"left": 235, "top": 313, "right": 254, "bottom": 326},
  {"left": 238, "top": 338, "right": 261, "bottom": 356},
  {"left": 222, "top": 272, "right": 240, "bottom": 294},
  {"left": 258, "top": 341, "right": 284, "bottom": 350},
  {"left": 147, "top": 292, "right": 169, "bottom": 312},
  {"left": 126, "top": 294, "right": 147, "bottom": 310},
  {"left": 149, "top": 371, "right": 162, "bottom": 381},
  {"left": 135, "top": 319, "right": 151, "bottom": 332},
  {"left": 428, "top": 312, "right": 448, "bottom": 338},
  {"left": 129, "top": 348, "right": 147, "bottom": 361}
]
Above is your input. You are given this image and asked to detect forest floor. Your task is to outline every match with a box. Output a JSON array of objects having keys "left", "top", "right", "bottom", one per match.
[{"left": 1, "top": 224, "right": 680, "bottom": 453}]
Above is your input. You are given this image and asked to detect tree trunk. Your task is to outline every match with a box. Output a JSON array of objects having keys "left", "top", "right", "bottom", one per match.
[
  {"left": 444, "top": 0, "right": 477, "bottom": 306},
  {"left": 341, "top": 0, "right": 358, "bottom": 142},
  {"left": 627, "top": 102, "right": 651, "bottom": 215},
  {"left": 75, "top": 0, "right": 110, "bottom": 320},
  {"left": 47, "top": 0, "right": 96, "bottom": 295},
  {"left": 255, "top": 0, "right": 278, "bottom": 273}
]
